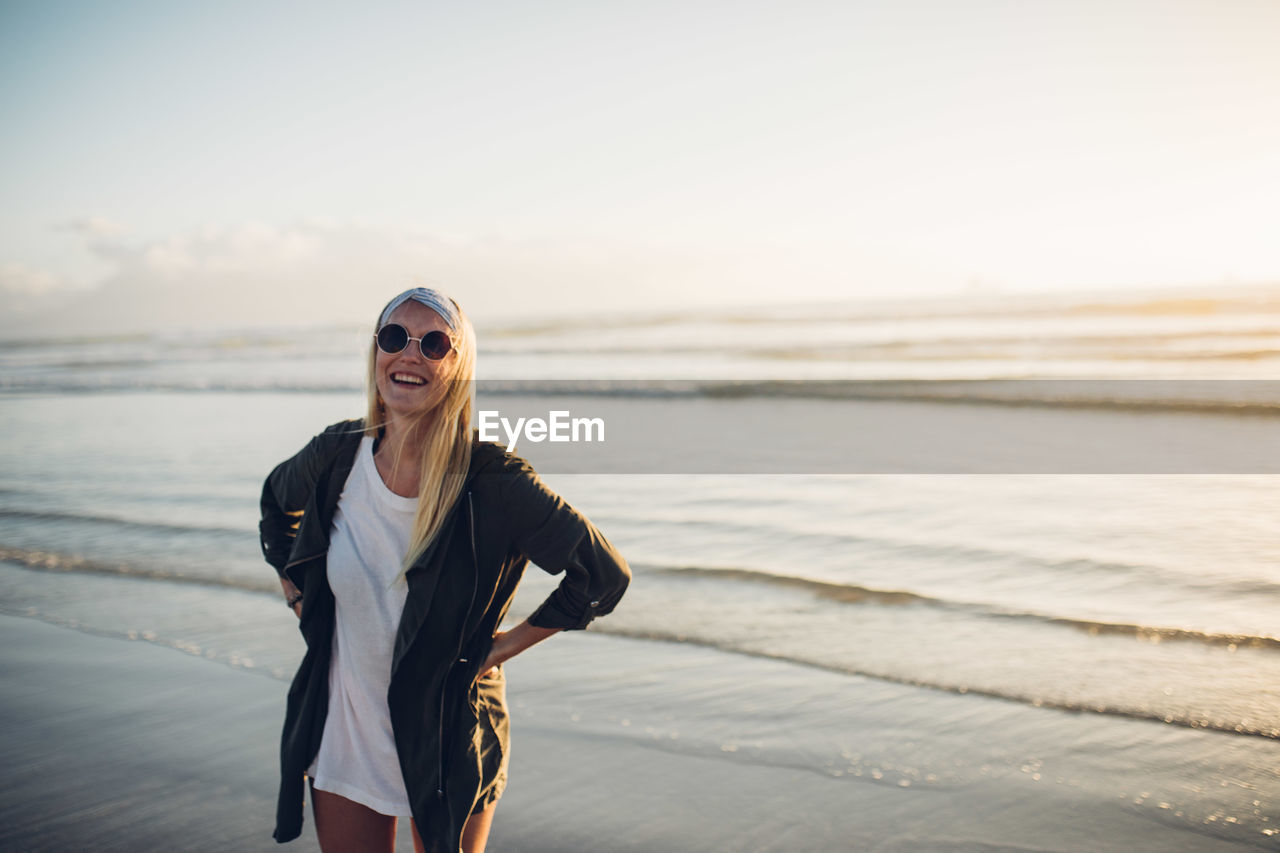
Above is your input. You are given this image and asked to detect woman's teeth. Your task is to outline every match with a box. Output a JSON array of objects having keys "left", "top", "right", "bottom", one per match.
[{"left": 392, "top": 373, "right": 425, "bottom": 386}]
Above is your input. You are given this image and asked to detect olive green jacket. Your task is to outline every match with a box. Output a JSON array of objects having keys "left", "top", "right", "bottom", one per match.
[{"left": 259, "top": 420, "right": 630, "bottom": 850}]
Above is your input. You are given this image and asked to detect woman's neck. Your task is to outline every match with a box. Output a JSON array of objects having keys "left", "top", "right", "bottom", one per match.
[{"left": 374, "top": 411, "right": 435, "bottom": 498}]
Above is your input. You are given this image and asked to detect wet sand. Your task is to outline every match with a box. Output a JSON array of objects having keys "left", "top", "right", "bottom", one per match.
[{"left": 0, "top": 613, "right": 1271, "bottom": 852}]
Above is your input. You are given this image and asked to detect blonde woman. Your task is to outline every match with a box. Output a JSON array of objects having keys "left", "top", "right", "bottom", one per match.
[{"left": 260, "top": 288, "right": 630, "bottom": 853}]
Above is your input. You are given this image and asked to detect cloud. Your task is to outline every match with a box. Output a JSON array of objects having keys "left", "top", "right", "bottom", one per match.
[
  {"left": 0, "top": 217, "right": 956, "bottom": 338},
  {"left": 52, "top": 216, "right": 127, "bottom": 238},
  {"left": 0, "top": 262, "right": 62, "bottom": 295},
  {"left": 4, "top": 221, "right": 734, "bottom": 336},
  {"left": 0, "top": 263, "right": 81, "bottom": 329}
]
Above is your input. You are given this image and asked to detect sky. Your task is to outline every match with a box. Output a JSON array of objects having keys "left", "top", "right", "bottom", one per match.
[{"left": 2, "top": 0, "right": 1278, "bottom": 333}]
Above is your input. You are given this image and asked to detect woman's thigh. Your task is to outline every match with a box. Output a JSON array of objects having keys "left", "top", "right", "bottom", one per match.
[
  {"left": 411, "top": 802, "right": 498, "bottom": 853},
  {"left": 311, "top": 785, "right": 398, "bottom": 853}
]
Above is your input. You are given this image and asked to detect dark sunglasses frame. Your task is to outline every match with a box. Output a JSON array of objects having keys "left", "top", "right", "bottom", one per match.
[{"left": 374, "top": 323, "right": 455, "bottom": 360}]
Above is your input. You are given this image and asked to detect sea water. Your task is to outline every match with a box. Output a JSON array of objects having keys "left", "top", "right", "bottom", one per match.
[{"left": 2, "top": 286, "right": 1278, "bottom": 845}]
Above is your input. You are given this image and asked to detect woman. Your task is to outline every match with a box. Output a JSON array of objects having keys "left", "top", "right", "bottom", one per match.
[{"left": 260, "top": 287, "right": 630, "bottom": 853}]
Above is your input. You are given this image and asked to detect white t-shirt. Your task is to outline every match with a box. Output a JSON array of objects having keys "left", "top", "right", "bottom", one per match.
[{"left": 309, "top": 435, "right": 416, "bottom": 816}]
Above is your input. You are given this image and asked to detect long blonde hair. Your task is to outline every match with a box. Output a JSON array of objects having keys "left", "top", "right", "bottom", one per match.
[{"left": 363, "top": 295, "right": 477, "bottom": 573}]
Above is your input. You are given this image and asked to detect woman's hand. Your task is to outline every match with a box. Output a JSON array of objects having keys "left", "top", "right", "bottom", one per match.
[
  {"left": 475, "top": 621, "right": 560, "bottom": 682},
  {"left": 476, "top": 631, "right": 509, "bottom": 680},
  {"left": 279, "top": 577, "right": 304, "bottom": 619}
]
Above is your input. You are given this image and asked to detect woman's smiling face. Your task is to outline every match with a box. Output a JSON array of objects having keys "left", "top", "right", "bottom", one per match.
[{"left": 375, "top": 299, "right": 457, "bottom": 420}]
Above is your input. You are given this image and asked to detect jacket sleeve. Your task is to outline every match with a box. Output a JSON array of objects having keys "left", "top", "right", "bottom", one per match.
[
  {"left": 499, "top": 456, "right": 630, "bottom": 631},
  {"left": 259, "top": 421, "right": 356, "bottom": 577}
]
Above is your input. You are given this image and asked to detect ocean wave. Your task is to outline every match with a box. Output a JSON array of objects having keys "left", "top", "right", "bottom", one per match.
[
  {"left": 3, "top": 378, "right": 1279, "bottom": 413},
  {"left": 685, "top": 380, "right": 1280, "bottom": 415},
  {"left": 481, "top": 332, "right": 1280, "bottom": 361},
  {"left": 0, "top": 378, "right": 361, "bottom": 394},
  {"left": 647, "top": 565, "right": 1280, "bottom": 650},
  {"left": 593, "top": 627, "right": 1280, "bottom": 740},
  {"left": 0, "top": 606, "right": 288, "bottom": 681},
  {"left": 4, "top": 546, "right": 1276, "bottom": 738},
  {"left": 626, "top": 521, "right": 1280, "bottom": 601},
  {"left": 0, "top": 508, "right": 247, "bottom": 538},
  {"left": 7, "top": 540, "right": 1275, "bottom": 652},
  {"left": 8, "top": 599, "right": 1277, "bottom": 740},
  {"left": 0, "top": 546, "right": 275, "bottom": 594}
]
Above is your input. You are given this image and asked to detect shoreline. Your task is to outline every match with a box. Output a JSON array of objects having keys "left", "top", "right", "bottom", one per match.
[{"left": 2, "top": 613, "right": 1274, "bottom": 851}]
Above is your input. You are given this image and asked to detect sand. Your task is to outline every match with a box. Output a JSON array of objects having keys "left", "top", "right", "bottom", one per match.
[{"left": 0, "top": 613, "right": 1270, "bottom": 852}]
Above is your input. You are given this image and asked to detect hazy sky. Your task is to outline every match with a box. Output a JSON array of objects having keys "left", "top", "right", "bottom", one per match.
[{"left": 2, "top": 0, "right": 1278, "bottom": 332}]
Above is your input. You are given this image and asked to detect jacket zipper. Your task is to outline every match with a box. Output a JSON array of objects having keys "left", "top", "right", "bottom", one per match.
[{"left": 437, "top": 490, "right": 481, "bottom": 801}]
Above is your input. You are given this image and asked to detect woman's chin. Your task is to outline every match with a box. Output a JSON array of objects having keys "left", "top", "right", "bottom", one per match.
[{"left": 382, "top": 392, "right": 445, "bottom": 422}]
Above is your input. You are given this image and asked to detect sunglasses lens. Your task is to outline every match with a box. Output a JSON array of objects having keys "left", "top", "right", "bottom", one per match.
[
  {"left": 376, "top": 324, "right": 409, "bottom": 353},
  {"left": 421, "top": 330, "right": 453, "bottom": 360}
]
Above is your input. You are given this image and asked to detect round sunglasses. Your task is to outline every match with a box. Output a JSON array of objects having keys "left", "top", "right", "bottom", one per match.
[{"left": 374, "top": 323, "right": 455, "bottom": 360}]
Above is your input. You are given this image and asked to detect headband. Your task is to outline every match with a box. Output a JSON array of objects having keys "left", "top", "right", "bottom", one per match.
[{"left": 377, "top": 287, "right": 462, "bottom": 333}]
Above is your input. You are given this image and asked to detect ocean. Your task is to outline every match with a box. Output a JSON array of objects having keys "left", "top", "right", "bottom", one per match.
[{"left": 1, "top": 285, "right": 1278, "bottom": 847}]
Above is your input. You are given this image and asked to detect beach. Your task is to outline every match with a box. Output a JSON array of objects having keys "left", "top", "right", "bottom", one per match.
[
  {"left": 6, "top": 0, "right": 1280, "bottom": 844},
  {"left": 2, "top": 611, "right": 1274, "bottom": 852}
]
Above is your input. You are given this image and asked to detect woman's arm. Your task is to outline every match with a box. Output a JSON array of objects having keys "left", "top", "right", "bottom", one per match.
[
  {"left": 279, "top": 576, "right": 304, "bottom": 618},
  {"left": 260, "top": 465, "right": 304, "bottom": 618},
  {"left": 471, "top": 454, "right": 629, "bottom": 676},
  {"left": 477, "top": 620, "right": 559, "bottom": 679},
  {"left": 260, "top": 419, "right": 361, "bottom": 613},
  {"left": 498, "top": 455, "right": 631, "bottom": 631}
]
